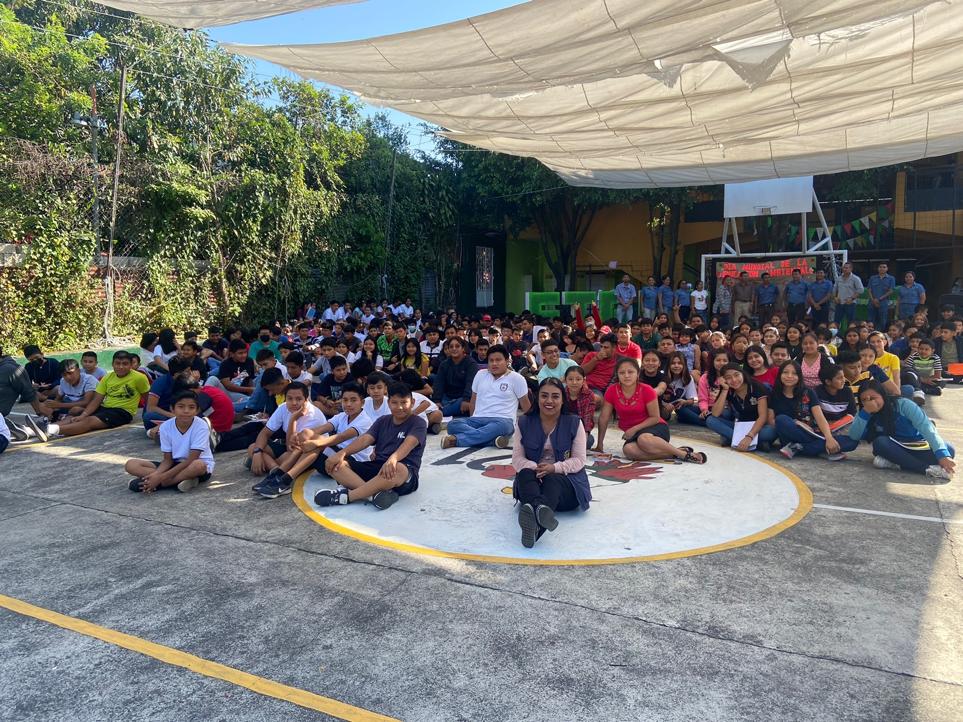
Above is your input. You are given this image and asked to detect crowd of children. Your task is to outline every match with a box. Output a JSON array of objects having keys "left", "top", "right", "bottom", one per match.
[{"left": 1, "top": 288, "right": 959, "bottom": 545}]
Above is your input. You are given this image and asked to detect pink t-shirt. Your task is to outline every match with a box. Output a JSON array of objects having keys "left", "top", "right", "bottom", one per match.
[{"left": 604, "top": 383, "right": 664, "bottom": 431}]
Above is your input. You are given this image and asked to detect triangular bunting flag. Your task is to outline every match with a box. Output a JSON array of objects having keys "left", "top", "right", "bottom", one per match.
[{"left": 844, "top": 222, "right": 853, "bottom": 235}]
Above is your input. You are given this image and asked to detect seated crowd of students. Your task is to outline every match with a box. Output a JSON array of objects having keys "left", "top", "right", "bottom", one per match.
[{"left": 0, "top": 294, "right": 959, "bottom": 547}]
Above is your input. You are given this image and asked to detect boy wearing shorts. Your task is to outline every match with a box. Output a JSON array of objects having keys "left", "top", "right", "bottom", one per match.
[
  {"left": 31, "top": 351, "right": 149, "bottom": 441},
  {"left": 317, "top": 382, "right": 427, "bottom": 510},
  {"left": 125, "top": 391, "right": 215, "bottom": 493}
]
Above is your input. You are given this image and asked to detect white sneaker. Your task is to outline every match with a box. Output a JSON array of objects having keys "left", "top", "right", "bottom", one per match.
[
  {"left": 177, "top": 477, "right": 200, "bottom": 493},
  {"left": 873, "top": 455, "right": 902, "bottom": 471},
  {"left": 925, "top": 465, "right": 952, "bottom": 481}
]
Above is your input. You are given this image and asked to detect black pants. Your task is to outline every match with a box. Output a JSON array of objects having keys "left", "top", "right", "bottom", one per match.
[
  {"left": 515, "top": 469, "right": 579, "bottom": 512},
  {"left": 788, "top": 303, "right": 806, "bottom": 324},
  {"left": 215, "top": 420, "right": 265, "bottom": 452}
]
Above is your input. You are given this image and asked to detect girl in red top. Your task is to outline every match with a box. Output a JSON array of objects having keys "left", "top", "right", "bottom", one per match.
[
  {"left": 594, "top": 358, "right": 707, "bottom": 463},
  {"left": 746, "top": 345, "right": 778, "bottom": 389}
]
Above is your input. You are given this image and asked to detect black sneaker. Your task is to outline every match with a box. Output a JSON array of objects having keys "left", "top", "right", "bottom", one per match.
[
  {"left": 370, "top": 489, "right": 399, "bottom": 510},
  {"left": 251, "top": 467, "right": 282, "bottom": 491},
  {"left": 274, "top": 473, "right": 294, "bottom": 496},
  {"left": 256, "top": 477, "right": 285, "bottom": 499},
  {"left": 518, "top": 503, "right": 538, "bottom": 548},
  {"left": 535, "top": 504, "right": 558, "bottom": 532},
  {"left": 315, "top": 488, "right": 349, "bottom": 506},
  {"left": 428, "top": 422, "right": 441, "bottom": 435},
  {"left": 128, "top": 477, "right": 145, "bottom": 492}
]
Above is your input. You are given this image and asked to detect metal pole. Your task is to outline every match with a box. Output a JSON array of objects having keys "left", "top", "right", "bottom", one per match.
[{"left": 801, "top": 211, "right": 808, "bottom": 252}]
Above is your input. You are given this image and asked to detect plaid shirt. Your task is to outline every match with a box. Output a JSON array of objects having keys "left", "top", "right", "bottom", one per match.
[{"left": 567, "top": 385, "right": 596, "bottom": 433}]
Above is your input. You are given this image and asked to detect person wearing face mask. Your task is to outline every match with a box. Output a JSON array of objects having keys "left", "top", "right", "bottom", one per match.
[
  {"left": 249, "top": 325, "right": 281, "bottom": 362},
  {"left": 511, "top": 377, "right": 592, "bottom": 548}
]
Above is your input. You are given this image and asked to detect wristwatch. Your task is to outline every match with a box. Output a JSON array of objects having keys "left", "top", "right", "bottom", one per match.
[{"left": 253, "top": 447, "right": 263, "bottom": 454}]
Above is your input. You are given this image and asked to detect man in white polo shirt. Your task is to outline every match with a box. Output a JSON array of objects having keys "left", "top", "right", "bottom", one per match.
[{"left": 442, "top": 344, "right": 531, "bottom": 449}]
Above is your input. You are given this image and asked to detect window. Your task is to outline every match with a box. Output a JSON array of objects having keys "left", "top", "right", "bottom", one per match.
[{"left": 475, "top": 246, "right": 494, "bottom": 307}]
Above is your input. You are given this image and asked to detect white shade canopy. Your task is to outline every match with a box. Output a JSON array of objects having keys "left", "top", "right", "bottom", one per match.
[
  {"left": 95, "top": 0, "right": 362, "bottom": 29},
  {"left": 222, "top": 0, "right": 963, "bottom": 188}
]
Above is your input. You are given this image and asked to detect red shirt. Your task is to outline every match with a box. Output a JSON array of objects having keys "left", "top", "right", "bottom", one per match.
[
  {"left": 752, "top": 365, "right": 779, "bottom": 388},
  {"left": 604, "top": 382, "right": 664, "bottom": 431},
  {"left": 614, "top": 341, "right": 642, "bottom": 361},
  {"left": 197, "top": 385, "right": 235, "bottom": 432},
  {"left": 584, "top": 351, "right": 616, "bottom": 391}
]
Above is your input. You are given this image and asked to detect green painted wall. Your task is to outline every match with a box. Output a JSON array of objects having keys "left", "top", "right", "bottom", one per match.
[{"left": 506, "top": 237, "right": 545, "bottom": 312}]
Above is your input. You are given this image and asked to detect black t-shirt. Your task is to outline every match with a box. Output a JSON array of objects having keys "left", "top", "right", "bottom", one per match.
[
  {"left": 640, "top": 369, "right": 666, "bottom": 390},
  {"left": 26, "top": 358, "right": 61, "bottom": 387},
  {"left": 314, "top": 372, "right": 354, "bottom": 401},
  {"left": 438, "top": 357, "right": 477, "bottom": 400},
  {"left": 814, "top": 385, "right": 856, "bottom": 422},
  {"left": 726, "top": 381, "right": 768, "bottom": 422},
  {"left": 202, "top": 338, "right": 229, "bottom": 358},
  {"left": 218, "top": 358, "right": 256, "bottom": 386},
  {"left": 185, "top": 356, "right": 208, "bottom": 381},
  {"left": 369, "top": 413, "right": 427, "bottom": 471},
  {"left": 769, "top": 390, "right": 812, "bottom": 423}
]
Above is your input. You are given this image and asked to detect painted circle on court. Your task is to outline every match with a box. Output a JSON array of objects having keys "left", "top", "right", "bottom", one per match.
[{"left": 293, "top": 436, "right": 812, "bottom": 565}]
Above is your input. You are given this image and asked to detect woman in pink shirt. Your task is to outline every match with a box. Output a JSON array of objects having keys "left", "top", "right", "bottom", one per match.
[{"left": 594, "top": 358, "right": 707, "bottom": 464}]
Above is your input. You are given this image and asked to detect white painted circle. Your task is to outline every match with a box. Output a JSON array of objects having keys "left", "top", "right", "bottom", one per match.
[{"left": 296, "top": 436, "right": 811, "bottom": 565}]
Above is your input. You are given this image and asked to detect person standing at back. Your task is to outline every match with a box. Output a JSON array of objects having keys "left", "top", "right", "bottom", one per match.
[
  {"left": 657, "top": 276, "right": 675, "bottom": 317},
  {"left": 614, "top": 274, "right": 637, "bottom": 323},
  {"left": 834, "top": 262, "right": 864, "bottom": 330},
  {"left": 641, "top": 276, "right": 659, "bottom": 320},
  {"left": 868, "top": 262, "right": 896, "bottom": 330},
  {"left": 897, "top": 271, "right": 927, "bottom": 320},
  {"left": 807, "top": 269, "right": 835, "bottom": 327},
  {"left": 783, "top": 268, "right": 810, "bottom": 324},
  {"left": 731, "top": 271, "right": 754, "bottom": 324}
]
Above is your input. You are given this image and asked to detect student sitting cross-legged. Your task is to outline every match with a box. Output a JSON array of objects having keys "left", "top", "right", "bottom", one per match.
[
  {"left": 849, "top": 381, "right": 956, "bottom": 481},
  {"left": 125, "top": 390, "right": 215, "bottom": 494},
  {"left": 316, "top": 382, "right": 427, "bottom": 510},
  {"left": 45, "top": 359, "right": 97, "bottom": 421},
  {"left": 248, "top": 381, "right": 327, "bottom": 497},
  {"left": 512, "top": 377, "right": 592, "bottom": 548},
  {"left": 705, "top": 363, "right": 778, "bottom": 452},
  {"left": 31, "top": 351, "right": 150, "bottom": 441},
  {"left": 254, "top": 382, "right": 373, "bottom": 497},
  {"left": 441, "top": 344, "right": 531, "bottom": 449}
]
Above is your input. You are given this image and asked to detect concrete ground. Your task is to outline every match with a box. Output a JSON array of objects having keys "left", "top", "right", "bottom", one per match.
[{"left": 1, "top": 390, "right": 962, "bottom": 721}]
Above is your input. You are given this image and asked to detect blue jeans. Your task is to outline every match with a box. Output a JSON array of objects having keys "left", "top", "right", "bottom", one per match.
[
  {"left": 774, "top": 415, "right": 859, "bottom": 457},
  {"left": 872, "top": 436, "right": 955, "bottom": 474},
  {"left": 616, "top": 305, "right": 635, "bottom": 323},
  {"left": 870, "top": 301, "right": 890, "bottom": 330},
  {"left": 676, "top": 404, "right": 707, "bottom": 426},
  {"left": 143, "top": 409, "right": 170, "bottom": 430},
  {"left": 897, "top": 304, "right": 917, "bottom": 321},
  {"left": 643, "top": 306, "right": 656, "bottom": 321},
  {"left": 0, "top": 435, "right": 8, "bottom": 454},
  {"left": 447, "top": 416, "right": 515, "bottom": 447},
  {"left": 836, "top": 303, "right": 856, "bottom": 329},
  {"left": 705, "top": 415, "right": 777, "bottom": 448},
  {"left": 441, "top": 396, "right": 468, "bottom": 417}
]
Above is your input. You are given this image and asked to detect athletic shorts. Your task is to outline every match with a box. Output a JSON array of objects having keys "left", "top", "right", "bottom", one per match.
[
  {"left": 92, "top": 407, "right": 133, "bottom": 428},
  {"left": 624, "top": 423, "right": 671, "bottom": 444},
  {"left": 268, "top": 438, "right": 288, "bottom": 459},
  {"left": 346, "top": 458, "right": 419, "bottom": 495},
  {"left": 151, "top": 460, "right": 212, "bottom": 482}
]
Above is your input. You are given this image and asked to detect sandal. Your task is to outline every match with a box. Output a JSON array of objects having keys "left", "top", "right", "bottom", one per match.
[
  {"left": 682, "top": 450, "right": 708, "bottom": 464},
  {"left": 678, "top": 445, "right": 694, "bottom": 454}
]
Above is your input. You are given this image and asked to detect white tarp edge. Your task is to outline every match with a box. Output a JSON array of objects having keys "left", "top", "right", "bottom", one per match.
[
  {"left": 219, "top": 0, "right": 963, "bottom": 187},
  {"left": 95, "top": 0, "right": 362, "bottom": 29}
]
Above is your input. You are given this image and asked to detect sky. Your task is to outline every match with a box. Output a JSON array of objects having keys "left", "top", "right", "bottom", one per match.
[{"left": 206, "top": 0, "right": 529, "bottom": 152}]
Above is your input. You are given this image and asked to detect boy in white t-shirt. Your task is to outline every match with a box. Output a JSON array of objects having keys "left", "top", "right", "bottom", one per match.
[
  {"left": 247, "top": 382, "right": 327, "bottom": 496},
  {"left": 442, "top": 345, "right": 531, "bottom": 449},
  {"left": 125, "top": 391, "right": 214, "bottom": 494},
  {"left": 362, "top": 371, "right": 392, "bottom": 420},
  {"left": 256, "top": 383, "right": 373, "bottom": 496},
  {"left": 0, "top": 413, "right": 10, "bottom": 455}
]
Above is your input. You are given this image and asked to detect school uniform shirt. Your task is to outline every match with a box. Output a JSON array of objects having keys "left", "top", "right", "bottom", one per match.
[
  {"left": 675, "top": 288, "right": 691, "bottom": 308},
  {"left": 151, "top": 346, "right": 179, "bottom": 365},
  {"left": 59, "top": 372, "right": 97, "bottom": 403},
  {"left": 289, "top": 370, "right": 313, "bottom": 385},
  {"left": 784, "top": 279, "right": 810, "bottom": 306},
  {"left": 536, "top": 357, "right": 578, "bottom": 381},
  {"left": 868, "top": 273, "right": 896, "bottom": 302},
  {"left": 97, "top": 371, "right": 150, "bottom": 415},
  {"left": 411, "top": 391, "right": 439, "bottom": 421},
  {"left": 755, "top": 283, "right": 779, "bottom": 306},
  {"left": 88, "top": 366, "right": 108, "bottom": 381},
  {"left": 266, "top": 402, "right": 327, "bottom": 435},
  {"left": 604, "top": 382, "right": 664, "bottom": 432},
  {"left": 724, "top": 382, "right": 768, "bottom": 422},
  {"left": 363, "top": 396, "right": 392, "bottom": 420},
  {"left": 814, "top": 385, "right": 856, "bottom": 423},
  {"left": 368, "top": 413, "right": 427, "bottom": 471},
  {"left": 328, "top": 411, "right": 373, "bottom": 461},
  {"left": 808, "top": 279, "right": 834, "bottom": 305},
  {"left": 159, "top": 416, "right": 215, "bottom": 473},
  {"left": 657, "top": 285, "right": 675, "bottom": 310},
  {"left": 615, "top": 282, "right": 637, "bottom": 305},
  {"left": 641, "top": 286, "right": 659, "bottom": 311},
  {"left": 896, "top": 282, "right": 926, "bottom": 309},
  {"left": 471, "top": 369, "right": 529, "bottom": 418}
]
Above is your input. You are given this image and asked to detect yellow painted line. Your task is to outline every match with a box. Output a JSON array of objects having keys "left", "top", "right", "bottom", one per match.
[
  {"left": 291, "top": 449, "right": 814, "bottom": 566},
  {"left": 0, "top": 593, "right": 398, "bottom": 722}
]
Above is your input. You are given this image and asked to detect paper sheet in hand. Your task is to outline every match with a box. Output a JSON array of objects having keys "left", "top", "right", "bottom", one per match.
[{"left": 731, "top": 421, "right": 758, "bottom": 450}]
